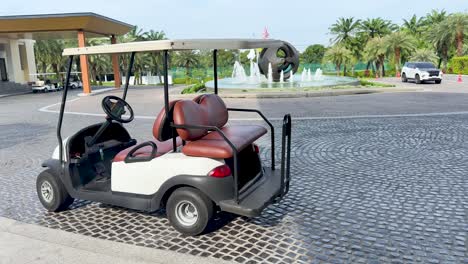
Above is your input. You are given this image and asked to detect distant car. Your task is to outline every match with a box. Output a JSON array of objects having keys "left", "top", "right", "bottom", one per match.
[{"left": 401, "top": 62, "right": 442, "bottom": 84}]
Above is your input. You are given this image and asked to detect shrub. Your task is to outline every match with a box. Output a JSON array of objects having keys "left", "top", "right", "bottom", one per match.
[
  {"left": 181, "top": 82, "right": 206, "bottom": 94},
  {"left": 451, "top": 56, "right": 468, "bottom": 75}
]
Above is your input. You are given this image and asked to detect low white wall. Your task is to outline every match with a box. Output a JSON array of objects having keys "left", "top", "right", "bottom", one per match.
[{"left": 122, "top": 75, "right": 173, "bottom": 85}]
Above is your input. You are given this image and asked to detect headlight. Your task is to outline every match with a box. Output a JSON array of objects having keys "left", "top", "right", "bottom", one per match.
[{"left": 421, "top": 71, "right": 429, "bottom": 77}]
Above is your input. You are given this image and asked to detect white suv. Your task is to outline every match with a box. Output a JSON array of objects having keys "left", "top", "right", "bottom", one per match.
[{"left": 401, "top": 62, "right": 442, "bottom": 84}]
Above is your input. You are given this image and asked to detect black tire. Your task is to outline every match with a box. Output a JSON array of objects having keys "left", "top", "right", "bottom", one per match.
[
  {"left": 43, "top": 89, "right": 48, "bottom": 93},
  {"left": 71, "top": 84, "right": 77, "bottom": 89},
  {"left": 166, "top": 187, "right": 214, "bottom": 236},
  {"left": 32, "top": 90, "right": 37, "bottom": 94},
  {"left": 415, "top": 74, "right": 422, "bottom": 84},
  {"left": 435, "top": 79, "right": 442, "bottom": 84},
  {"left": 36, "top": 169, "right": 74, "bottom": 212},
  {"left": 401, "top": 73, "right": 408, "bottom": 82}
]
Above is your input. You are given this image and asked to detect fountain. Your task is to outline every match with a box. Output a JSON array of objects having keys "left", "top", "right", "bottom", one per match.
[
  {"left": 206, "top": 42, "right": 359, "bottom": 91},
  {"left": 301, "top": 69, "right": 307, "bottom": 82},
  {"left": 232, "top": 61, "right": 247, "bottom": 83},
  {"left": 314, "top": 68, "right": 323, "bottom": 81},
  {"left": 267, "top": 63, "right": 273, "bottom": 83}
]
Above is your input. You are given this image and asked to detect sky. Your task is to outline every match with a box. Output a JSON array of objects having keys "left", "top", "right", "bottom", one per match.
[{"left": 1, "top": 0, "right": 467, "bottom": 50}]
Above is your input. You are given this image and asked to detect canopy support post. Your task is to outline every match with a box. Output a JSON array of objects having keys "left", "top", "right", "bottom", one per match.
[
  {"left": 122, "top": 52, "right": 135, "bottom": 100},
  {"left": 213, "top": 49, "right": 218, "bottom": 94},
  {"left": 162, "top": 50, "right": 177, "bottom": 152},
  {"left": 58, "top": 55, "right": 74, "bottom": 165}
]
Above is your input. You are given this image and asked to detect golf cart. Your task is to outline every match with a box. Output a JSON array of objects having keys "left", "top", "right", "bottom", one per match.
[
  {"left": 36, "top": 39, "right": 292, "bottom": 235},
  {"left": 61, "top": 72, "right": 83, "bottom": 89},
  {"left": 30, "top": 73, "right": 60, "bottom": 93}
]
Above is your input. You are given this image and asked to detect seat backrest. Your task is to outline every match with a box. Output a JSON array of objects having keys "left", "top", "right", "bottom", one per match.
[
  {"left": 194, "top": 94, "right": 228, "bottom": 128},
  {"left": 173, "top": 94, "right": 228, "bottom": 141},
  {"left": 153, "top": 100, "right": 180, "bottom": 141},
  {"left": 173, "top": 100, "right": 209, "bottom": 141}
]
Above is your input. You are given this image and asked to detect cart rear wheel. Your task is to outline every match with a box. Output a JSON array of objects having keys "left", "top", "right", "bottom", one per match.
[
  {"left": 167, "top": 187, "right": 214, "bottom": 236},
  {"left": 36, "top": 169, "right": 74, "bottom": 212}
]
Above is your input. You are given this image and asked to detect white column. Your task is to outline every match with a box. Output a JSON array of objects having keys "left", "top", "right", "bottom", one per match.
[
  {"left": 7, "top": 39, "right": 24, "bottom": 83},
  {"left": 24, "top": 40, "right": 37, "bottom": 82}
]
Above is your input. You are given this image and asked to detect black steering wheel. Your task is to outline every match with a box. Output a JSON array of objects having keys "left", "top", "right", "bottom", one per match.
[{"left": 101, "top": 96, "right": 134, "bottom": 123}]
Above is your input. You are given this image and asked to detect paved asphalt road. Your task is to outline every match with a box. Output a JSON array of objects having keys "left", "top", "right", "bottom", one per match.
[{"left": 0, "top": 88, "right": 467, "bottom": 263}]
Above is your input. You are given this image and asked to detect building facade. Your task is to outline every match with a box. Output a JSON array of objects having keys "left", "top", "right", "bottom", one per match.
[{"left": 0, "top": 37, "right": 37, "bottom": 83}]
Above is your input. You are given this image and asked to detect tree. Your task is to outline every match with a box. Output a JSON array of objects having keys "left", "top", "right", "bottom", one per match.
[
  {"left": 329, "top": 17, "right": 361, "bottom": 75},
  {"left": 410, "top": 49, "right": 439, "bottom": 64},
  {"left": 143, "top": 30, "right": 167, "bottom": 83},
  {"left": 301, "top": 44, "right": 326, "bottom": 64},
  {"left": 426, "top": 14, "right": 451, "bottom": 71},
  {"left": 402, "top": 15, "right": 425, "bottom": 37},
  {"left": 423, "top": 9, "right": 447, "bottom": 25},
  {"left": 383, "top": 32, "right": 416, "bottom": 74},
  {"left": 441, "top": 13, "right": 468, "bottom": 56},
  {"left": 173, "top": 51, "right": 200, "bottom": 77},
  {"left": 323, "top": 45, "right": 352, "bottom": 76},
  {"left": 359, "top": 18, "right": 396, "bottom": 72},
  {"left": 329, "top": 17, "right": 361, "bottom": 46},
  {"left": 359, "top": 18, "right": 395, "bottom": 39},
  {"left": 364, "top": 37, "right": 386, "bottom": 77}
]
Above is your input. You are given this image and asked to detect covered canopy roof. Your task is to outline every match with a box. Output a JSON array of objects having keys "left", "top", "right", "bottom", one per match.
[
  {"left": 0, "top": 13, "right": 133, "bottom": 39},
  {"left": 62, "top": 39, "right": 285, "bottom": 55}
]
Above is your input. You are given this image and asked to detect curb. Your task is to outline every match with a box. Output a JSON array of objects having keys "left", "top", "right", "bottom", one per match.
[
  {"left": 171, "top": 87, "right": 420, "bottom": 99},
  {"left": 0, "top": 217, "right": 233, "bottom": 264},
  {"left": 78, "top": 88, "right": 118, "bottom": 97},
  {"left": 0, "top": 91, "right": 32, "bottom": 98}
]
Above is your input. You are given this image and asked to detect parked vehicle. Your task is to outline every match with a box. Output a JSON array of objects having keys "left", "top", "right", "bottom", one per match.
[
  {"left": 36, "top": 39, "right": 292, "bottom": 236},
  {"left": 401, "top": 62, "right": 442, "bottom": 84},
  {"left": 30, "top": 73, "right": 61, "bottom": 93}
]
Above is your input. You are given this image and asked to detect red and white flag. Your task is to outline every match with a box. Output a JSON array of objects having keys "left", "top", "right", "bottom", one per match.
[{"left": 262, "top": 27, "right": 269, "bottom": 39}]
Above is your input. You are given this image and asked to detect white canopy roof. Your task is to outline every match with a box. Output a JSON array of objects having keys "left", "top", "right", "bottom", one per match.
[{"left": 62, "top": 39, "right": 285, "bottom": 56}]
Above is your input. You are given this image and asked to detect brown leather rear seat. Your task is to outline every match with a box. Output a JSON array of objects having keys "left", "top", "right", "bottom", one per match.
[{"left": 173, "top": 94, "right": 267, "bottom": 159}]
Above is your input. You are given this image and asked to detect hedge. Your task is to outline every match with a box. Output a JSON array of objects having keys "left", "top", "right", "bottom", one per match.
[{"left": 451, "top": 56, "right": 468, "bottom": 75}]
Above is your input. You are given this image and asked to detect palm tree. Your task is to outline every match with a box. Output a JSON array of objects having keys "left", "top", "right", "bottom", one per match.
[
  {"left": 359, "top": 18, "right": 395, "bottom": 39},
  {"left": 424, "top": 9, "right": 447, "bottom": 25},
  {"left": 359, "top": 18, "right": 396, "bottom": 73},
  {"left": 383, "top": 32, "right": 416, "bottom": 74},
  {"left": 34, "top": 40, "right": 50, "bottom": 74},
  {"left": 88, "top": 55, "right": 111, "bottom": 85},
  {"left": 402, "top": 15, "right": 425, "bottom": 37},
  {"left": 118, "top": 26, "right": 145, "bottom": 82},
  {"left": 86, "top": 38, "right": 111, "bottom": 84},
  {"left": 440, "top": 13, "right": 468, "bottom": 56},
  {"left": 410, "top": 49, "right": 439, "bottom": 64},
  {"left": 329, "top": 17, "right": 360, "bottom": 75},
  {"left": 143, "top": 30, "right": 167, "bottom": 83},
  {"left": 364, "top": 37, "right": 386, "bottom": 77},
  {"left": 329, "top": 17, "right": 361, "bottom": 45},
  {"left": 323, "top": 45, "right": 352, "bottom": 76},
  {"left": 173, "top": 51, "right": 200, "bottom": 78},
  {"left": 427, "top": 19, "right": 452, "bottom": 71}
]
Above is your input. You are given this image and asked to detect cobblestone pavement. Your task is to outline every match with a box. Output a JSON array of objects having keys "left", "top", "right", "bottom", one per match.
[{"left": 0, "top": 91, "right": 467, "bottom": 263}]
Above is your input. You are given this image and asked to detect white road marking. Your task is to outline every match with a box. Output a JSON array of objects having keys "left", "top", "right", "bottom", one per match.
[{"left": 38, "top": 98, "right": 468, "bottom": 121}]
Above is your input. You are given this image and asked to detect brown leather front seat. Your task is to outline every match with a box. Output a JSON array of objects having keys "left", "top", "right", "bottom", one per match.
[
  {"left": 114, "top": 101, "right": 182, "bottom": 162},
  {"left": 173, "top": 94, "right": 267, "bottom": 159}
]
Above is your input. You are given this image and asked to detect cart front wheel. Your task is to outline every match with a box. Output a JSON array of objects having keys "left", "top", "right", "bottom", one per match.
[
  {"left": 36, "top": 169, "right": 74, "bottom": 212},
  {"left": 167, "top": 187, "right": 214, "bottom": 236}
]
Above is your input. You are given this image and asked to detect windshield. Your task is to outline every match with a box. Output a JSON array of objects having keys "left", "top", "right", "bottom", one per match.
[{"left": 414, "top": 62, "right": 436, "bottom": 68}]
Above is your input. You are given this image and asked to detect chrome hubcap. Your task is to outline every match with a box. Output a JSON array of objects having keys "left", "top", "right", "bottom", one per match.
[
  {"left": 175, "top": 201, "right": 198, "bottom": 226},
  {"left": 41, "top": 181, "right": 53, "bottom": 203}
]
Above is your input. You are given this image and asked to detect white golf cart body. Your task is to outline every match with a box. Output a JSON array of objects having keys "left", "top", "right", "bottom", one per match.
[{"left": 39, "top": 39, "right": 292, "bottom": 235}]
